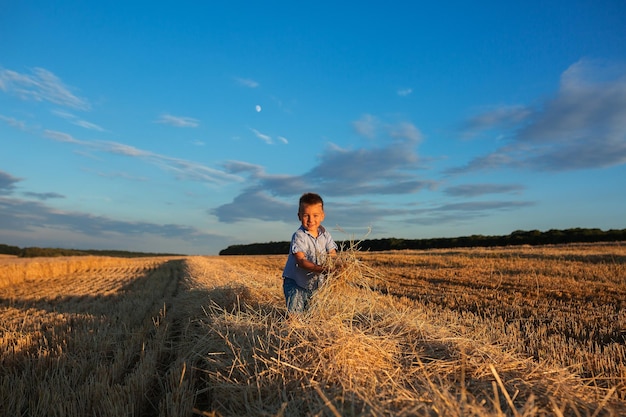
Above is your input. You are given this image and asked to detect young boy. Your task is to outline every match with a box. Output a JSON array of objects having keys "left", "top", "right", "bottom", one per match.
[{"left": 282, "top": 192, "right": 338, "bottom": 312}]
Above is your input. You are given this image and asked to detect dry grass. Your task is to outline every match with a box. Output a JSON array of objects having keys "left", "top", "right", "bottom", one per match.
[
  {"left": 184, "top": 243, "right": 625, "bottom": 416},
  {"left": 1, "top": 243, "right": 625, "bottom": 416},
  {"left": 364, "top": 243, "right": 626, "bottom": 388},
  {"left": 0, "top": 256, "right": 187, "bottom": 416}
]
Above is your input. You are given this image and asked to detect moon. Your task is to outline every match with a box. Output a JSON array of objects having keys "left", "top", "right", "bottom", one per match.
[{"left": 255, "top": 105, "right": 262, "bottom": 112}]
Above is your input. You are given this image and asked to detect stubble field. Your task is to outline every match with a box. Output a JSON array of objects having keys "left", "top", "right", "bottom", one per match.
[{"left": 0, "top": 242, "right": 625, "bottom": 416}]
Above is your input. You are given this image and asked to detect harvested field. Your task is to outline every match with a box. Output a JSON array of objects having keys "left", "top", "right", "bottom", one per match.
[{"left": 0, "top": 243, "right": 625, "bottom": 416}]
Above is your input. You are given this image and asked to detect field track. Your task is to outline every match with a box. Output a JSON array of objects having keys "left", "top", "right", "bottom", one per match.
[{"left": 1, "top": 243, "right": 625, "bottom": 416}]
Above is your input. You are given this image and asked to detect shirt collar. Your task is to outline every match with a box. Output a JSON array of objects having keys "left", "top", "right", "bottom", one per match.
[{"left": 300, "top": 225, "right": 326, "bottom": 236}]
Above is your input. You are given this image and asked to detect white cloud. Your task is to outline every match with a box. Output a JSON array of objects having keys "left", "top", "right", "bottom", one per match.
[
  {"left": 42, "top": 129, "right": 242, "bottom": 185},
  {"left": 102, "top": 141, "right": 153, "bottom": 158},
  {"left": 44, "top": 129, "right": 84, "bottom": 144},
  {"left": 214, "top": 117, "right": 430, "bottom": 224},
  {"left": 250, "top": 128, "right": 272, "bottom": 144},
  {"left": 95, "top": 171, "right": 149, "bottom": 182},
  {"left": 277, "top": 136, "right": 289, "bottom": 144},
  {"left": 0, "top": 67, "right": 90, "bottom": 110},
  {"left": 397, "top": 88, "right": 413, "bottom": 96},
  {"left": 452, "top": 59, "right": 626, "bottom": 172},
  {"left": 234, "top": 77, "right": 259, "bottom": 88},
  {"left": 223, "top": 160, "right": 266, "bottom": 176},
  {"left": 52, "top": 109, "right": 105, "bottom": 131},
  {"left": 73, "top": 119, "right": 105, "bottom": 131},
  {"left": 389, "top": 122, "right": 423, "bottom": 143},
  {"left": 352, "top": 114, "right": 378, "bottom": 139},
  {"left": 461, "top": 105, "right": 532, "bottom": 138},
  {"left": 155, "top": 114, "right": 200, "bottom": 128},
  {"left": 0, "top": 114, "right": 26, "bottom": 130}
]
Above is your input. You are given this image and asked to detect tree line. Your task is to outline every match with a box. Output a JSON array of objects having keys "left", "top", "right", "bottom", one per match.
[
  {"left": 218, "top": 227, "right": 626, "bottom": 255},
  {"left": 0, "top": 244, "right": 182, "bottom": 258},
  {"left": 2, "top": 227, "right": 624, "bottom": 258}
]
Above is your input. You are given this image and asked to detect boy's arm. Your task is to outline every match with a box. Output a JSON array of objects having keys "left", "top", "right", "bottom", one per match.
[{"left": 294, "top": 251, "right": 329, "bottom": 274}]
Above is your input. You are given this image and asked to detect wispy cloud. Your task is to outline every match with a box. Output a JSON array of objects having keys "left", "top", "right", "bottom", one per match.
[
  {"left": 42, "top": 129, "right": 242, "bottom": 185},
  {"left": 94, "top": 171, "right": 149, "bottom": 182},
  {"left": 248, "top": 129, "right": 289, "bottom": 145},
  {"left": 250, "top": 128, "right": 289, "bottom": 145},
  {"left": 1, "top": 171, "right": 64, "bottom": 200},
  {"left": 452, "top": 59, "right": 626, "bottom": 173},
  {"left": 211, "top": 191, "right": 293, "bottom": 223},
  {"left": 460, "top": 105, "right": 532, "bottom": 139},
  {"left": 389, "top": 122, "right": 423, "bottom": 142},
  {"left": 52, "top": 110, "right": 105, "bottom": 131},
  {"left": 0, "top": 67, "right": 90, "bottom": 110},
  {"left": 44, "top": 129, "right": 83, "bottom": 144},
  {"left": 22, "top": 191, "right": 65, "bottom": 200},
  {"left": 0, "top": 195, "right": 221, "bottom": 244},
  {"left": 222, "top": 160, "right": 266, "bottom": 176},
  {"left": 444, "top": 183, "right": 525, "bottom": 197},
  {"left": 0, "top": 114, "right": 27, "bottom": 130},
  {"left": 404, "top": 200, "right": 535, "bottom": 226},
  {"left": 436, "top": 200, "right": 534, "bottom": 212},
  {"left": 352, "top": 115, "right": 422, "bottom": 143},
  {"left": 155, "top": 114, "right": 200, "bottom": 128},
  {"left": 445, "top": 150, "right": 516, "bottom": 175},
  {"left": 0, "top": 167, "right": 235, "bottom": 252},
  {"left": 352, "top": 114, "right": 378, "bottom": 139},
  {"left": 250, "top": 128, "right": 273, "bottom": 144},
  {"left": 0, "top": 170, "right": 21, "bottom": 195},
  {"left": 397, "top": 88, "right": 413, "bottom": 96},
  {"left": 233, "top": 77, "right": 259, "bottom": 88}
]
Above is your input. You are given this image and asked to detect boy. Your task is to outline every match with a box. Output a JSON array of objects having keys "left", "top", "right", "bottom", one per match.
[{"left": 282, "top": 192, "right": 338, "bottom": 312}]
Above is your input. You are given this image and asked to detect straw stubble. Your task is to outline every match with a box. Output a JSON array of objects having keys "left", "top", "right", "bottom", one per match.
[{"left": 1, "top": 243, "right": 624, "bottom": 416}]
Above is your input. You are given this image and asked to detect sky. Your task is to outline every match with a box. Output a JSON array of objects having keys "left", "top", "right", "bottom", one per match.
[{"left": 1, "top": 1, "right": 626, "bottom": 255}]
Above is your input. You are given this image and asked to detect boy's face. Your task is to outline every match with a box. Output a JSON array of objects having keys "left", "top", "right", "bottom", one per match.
[{"left": 298, "top": 203, "right": 325, "bottom": 232}]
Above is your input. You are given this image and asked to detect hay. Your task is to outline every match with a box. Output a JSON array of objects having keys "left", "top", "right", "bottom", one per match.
[
  {"left": 186, "top": 244, "right": 625, "bottom": 416},
  {"left": 4, "top": 246, "right": 624, "bottom": 416}
]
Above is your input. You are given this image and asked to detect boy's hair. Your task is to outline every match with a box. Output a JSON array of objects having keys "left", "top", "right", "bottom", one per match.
[{"left": 299, "top": 192, "right": 324, "bottom": 212}]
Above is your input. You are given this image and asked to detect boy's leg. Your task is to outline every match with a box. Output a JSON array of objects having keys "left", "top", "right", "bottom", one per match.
[{"left": 283, "top": 278, "right": 311, "bottom": 312}]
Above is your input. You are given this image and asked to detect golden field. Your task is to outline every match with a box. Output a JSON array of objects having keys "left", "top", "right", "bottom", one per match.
[{"left": 0, "top": 242, "right": 625, "bottom": 416}]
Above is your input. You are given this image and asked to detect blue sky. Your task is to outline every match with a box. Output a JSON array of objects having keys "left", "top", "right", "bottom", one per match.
[{"left": 1, "top": 1, "right": 625, "bottom": 255}]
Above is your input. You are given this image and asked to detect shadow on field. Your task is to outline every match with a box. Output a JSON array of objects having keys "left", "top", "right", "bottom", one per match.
[
  {"left": 164, "top": 282, "right": 286, "bottom": 415},
  {"left": 0, "top": 259, "right": 184, "bottom": 318},
  {"left": 0, "top": 259, "right": 192, "bottom": 416}
]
